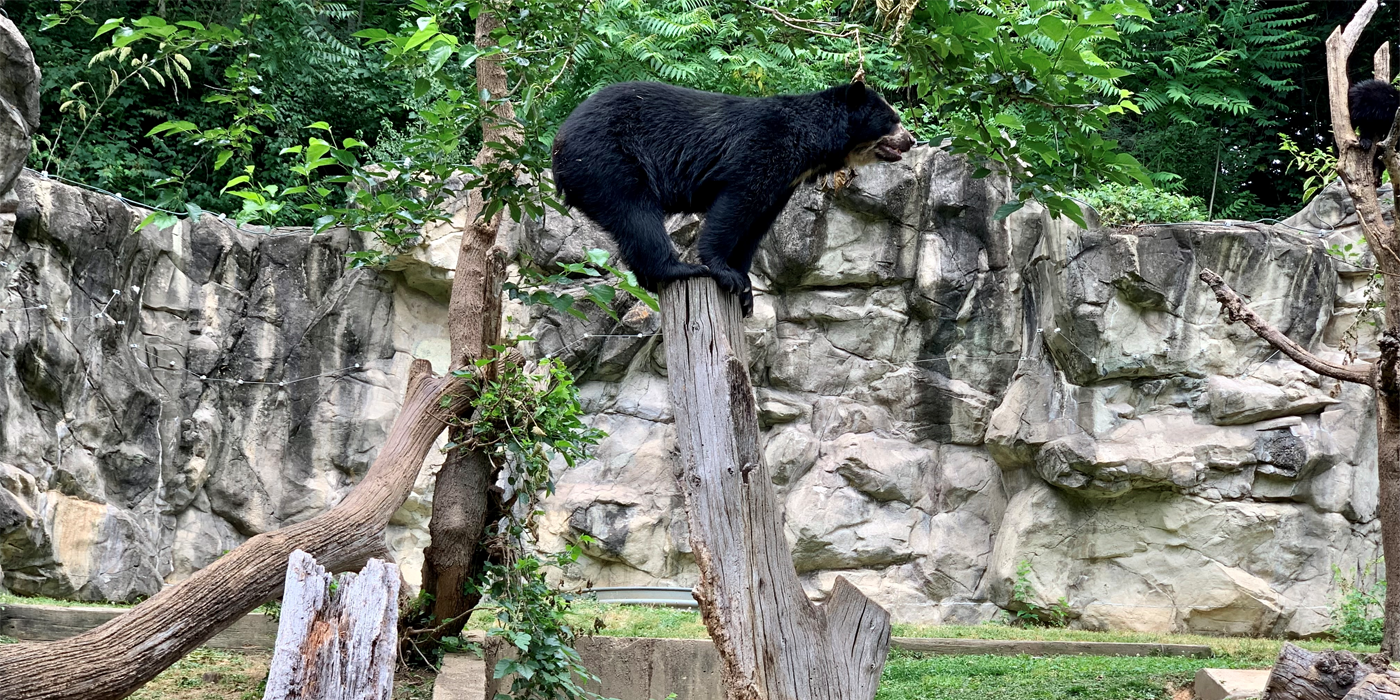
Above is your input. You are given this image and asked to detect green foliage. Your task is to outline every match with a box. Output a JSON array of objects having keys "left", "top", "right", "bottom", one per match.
[
  {"left": 447, "top": 350, "right": 606, "bottom": 700},
  {"left": 506, "top": 248, "right": 657, "bottom": 321},
  {"left": 1330, "top": 561, "right": 1386, "bottom": 646},
  {"left": 893, "top": 0, "right": 1155, "bottom": 226},
  {"left": 453, "top": 352, "right": 604, "bottom": 482},
  {"left": 1005, "top": 560, "right": 1073, "bottom": 628},
  {"left": 1073, "top": 183, "right": 1207, "bottom": 226},
  {"left": 563, "top": 1, "right": 900, "bottom": 102},
  {"left": 255, "top": 599, "right": 282, "bottom": 623},
  {"left": 1278, "top": 132, "right": 1338, "bottom": 204},
  {"left": 1109, "top": 0, "right": 1310, "bottom": 125},
  {"left": 471, "top": 546, "right": 604, "bottom": 700},
  {"left": 19, "top": 1, "right": 412, "bottom": 216},
  {"left": 1102, "top": 0, "right": 1316, "bottom": 218}
]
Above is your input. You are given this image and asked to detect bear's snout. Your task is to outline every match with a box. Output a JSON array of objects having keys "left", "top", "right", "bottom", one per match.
[{"left": 874, "top": 125, "right": 916, "bottom": 162}]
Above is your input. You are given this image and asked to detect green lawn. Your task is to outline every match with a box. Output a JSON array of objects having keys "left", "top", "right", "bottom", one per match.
[
  {"left": 876, "top": 651, "right": 1241, "bottom": 700},
  {"left": 0, "top": 590, "right": 131, "bottom": 608},
  {"left": 4, "top": 592, "right": 1378, "bottom": 700}
]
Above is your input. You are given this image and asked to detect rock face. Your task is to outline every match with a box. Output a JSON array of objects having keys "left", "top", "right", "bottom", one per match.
[
  {"left": 0, "top": 172, "right": 448, "bottom": 601},
  {"left": 0, "top": 135, "right": 1384, "bottom": 637},
  {"left": 526, "top": 156, "right": 1385, "bottom": 637}
]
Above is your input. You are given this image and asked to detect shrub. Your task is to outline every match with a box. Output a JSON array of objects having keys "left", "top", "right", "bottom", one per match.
[
  {"left": 1006, "top": 560, "right": 1074, "bottom": 628},
  {"left": 1330, "top": 561, "right": 1385, "bottom": 646},
  {"left": 1073, "top": 183, "right": 1209, "bottom": 227}
]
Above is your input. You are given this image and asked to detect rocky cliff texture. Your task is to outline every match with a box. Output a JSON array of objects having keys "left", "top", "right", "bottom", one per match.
[
  {"left": 0, "top": 131, "right": 1383, "bottom": 634},
  {"left": 0, "top": 171, "right": 450, "bottom": 600},
  {"left": 523, "top": 151, "right": 1386, "bottom": 638}
]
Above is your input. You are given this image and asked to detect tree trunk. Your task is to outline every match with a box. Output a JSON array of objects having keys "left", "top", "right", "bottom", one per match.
[
  {"left": 1321, "top": 8, "right": 1400, "bottom": 656},
  {"left": 262, "top": 551, "right": 401, "bottom": 700},
  {"left": 0, "top": 359, "right": 466, "bottom": 700},
  {"left": 419, "top": 3, "right": 519, "bottom": 636},
  {"left": 659, "top": 277, "right": 891, "bottom": 700},
  {"left": 1262, "top": 643, "right": 1387, "bottom": 700}
]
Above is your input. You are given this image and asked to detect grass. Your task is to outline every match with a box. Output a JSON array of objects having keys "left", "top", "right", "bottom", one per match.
[
  {"left": 552, "top": 604, "right": 1384, "bottom": 700},
  {"left": 0, "top": 590, "right": 132, "bottom": 608},
  {"left": 876, "top": 651, "right": 1243, "bottom": 700},
  {"left": 0, "top": 646, "right": 432, "bottom": 700},
  {"left": 126, "top": 649, "right": 268, "bottom": 700},
  {"left": 2, "top": 594, "right": 1379, "bottom": 700}
]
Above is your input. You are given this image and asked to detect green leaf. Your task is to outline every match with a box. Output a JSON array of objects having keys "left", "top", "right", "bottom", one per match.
[
  {"left": 993, "top": 201, "right": 1026, "bottom": 220},
  {"left": 427, "top": 43, "right": 454, "bottom": 72},
  {"left": 214, "top": 150, "right": 233, "bottom": 171},
  {"left": 306, "top": 121, "right": 332, "bottom": 132},
  {"left": 94, "top": 17, "right": 125, "bottom": 38},
  {"left": 1036, "top": 16, "right": 1067, "bottom": 43},
  {"left": 993, "top": 113, "right": 1024, "bottom": 130}
]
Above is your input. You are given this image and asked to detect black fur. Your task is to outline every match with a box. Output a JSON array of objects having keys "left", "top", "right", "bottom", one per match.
[
  {"left": 1349, "top": 79, "right": 1400, "bottom": 185},
  {"left": 551, "top": 81, "right": 914, "bottom": 315}
]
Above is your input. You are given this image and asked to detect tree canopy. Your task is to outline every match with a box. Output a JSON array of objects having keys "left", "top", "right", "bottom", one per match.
[{"left": 16, "top": 0, "right": 1371, "bottom": 232}]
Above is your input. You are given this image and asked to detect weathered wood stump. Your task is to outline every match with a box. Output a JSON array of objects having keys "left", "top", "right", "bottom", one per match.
[
  {"left": 659, "top": 278, "right": 891, "bottom": 700},
  {"left": 1263, "top": 643, "right": 1396, "bottom": 700},
  {"left": 261, "top": 550, "right": 401, "bottom": 700}
]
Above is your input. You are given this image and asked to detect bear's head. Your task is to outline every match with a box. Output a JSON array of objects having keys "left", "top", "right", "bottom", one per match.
[{"left": 839, "top": 82, "right": 916, "bottom": 167}]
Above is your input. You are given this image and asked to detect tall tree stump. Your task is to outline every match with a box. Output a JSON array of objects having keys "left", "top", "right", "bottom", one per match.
[
  {"left": 262, "top": 550, "right": 401, "bottom": 700},
  {"left": 659, "top": 278, "right": 891, "bottom": 700}
]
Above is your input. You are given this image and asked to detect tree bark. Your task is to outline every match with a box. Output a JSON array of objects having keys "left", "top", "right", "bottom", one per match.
[
  {"left": 0, "top": 359, "right": 467, "bottom": 700},
  {"left": 1321, "top": 3, "right": 1400, "bottom": 657},
  {"left": 659, "top": 277, "right": 891, "bottom": 700},
  {"left": 1346, "top": 675, "right": 1400, "bottom": 700},
  {"left": 1262, "top": 643, "right": 1392, "bottom": 700},
  {"left": 262, "top": 551, "right": 401, "bottom": 700},
  {"left": 420, "top": 5, "right": 521, "bottom": 635},
  {"left": 1200, "top": 0, "right": 1400, "bottom": 657}
]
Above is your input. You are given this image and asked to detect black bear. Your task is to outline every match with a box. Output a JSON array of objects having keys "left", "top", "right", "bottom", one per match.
[
  {"left": 551, "top": 80, "right": 915, "bottom": 315},
  {"left": 1349, "top": 78, "right": 1400, "bottom": 185}
]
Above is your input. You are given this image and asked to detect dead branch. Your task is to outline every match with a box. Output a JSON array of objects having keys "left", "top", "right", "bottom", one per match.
[{"left": 1198, "top": 269, "right": 1373, "bottom": 385}]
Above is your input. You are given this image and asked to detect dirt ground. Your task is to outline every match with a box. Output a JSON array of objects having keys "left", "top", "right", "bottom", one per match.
[{"left": 122, "top": 648, "right": 435, "bottom": 700}]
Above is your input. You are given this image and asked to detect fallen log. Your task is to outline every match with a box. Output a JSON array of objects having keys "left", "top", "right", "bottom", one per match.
[
  {"left": 1345, "top": 674, "right": 1400, "bottom": 700},
  {"left": 1263, "top": 643, "right": 1392, "bottom": 700}
]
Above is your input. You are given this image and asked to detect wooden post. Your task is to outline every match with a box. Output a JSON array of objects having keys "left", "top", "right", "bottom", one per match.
[
  {"left": 262, "top": 550, "right": 402, "bottom": 700},
  {"left": 659, "top": 278, "right": 891, "bottom": 700}
]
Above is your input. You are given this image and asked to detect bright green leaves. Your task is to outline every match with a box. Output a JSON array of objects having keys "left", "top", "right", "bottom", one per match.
[
  {"left": 505, "top": 248, "right": 659, "bottom": 323},
  {"left": 896, "top": 0, "right": 1154, "bottom": 226}
]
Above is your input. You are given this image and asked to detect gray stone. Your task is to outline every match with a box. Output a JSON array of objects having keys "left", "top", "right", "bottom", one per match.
[
  {"left": 0, "top": 16, "right": 39, "bottom": 198},
  {"left": 5, "top": 138, "right": 1392, "bottom": 641}
]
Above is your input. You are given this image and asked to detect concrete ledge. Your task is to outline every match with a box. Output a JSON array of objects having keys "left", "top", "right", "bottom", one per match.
[
  {"left": 434, "top": 653, "right": 488, "bottom": 700},
  {"left": 892, "top": 637, "right": 1214, "bottom": 658},
  {"left": 1194, "top": 668, "right": 1269, "bottom": 700},
  {"left": 0, "top": 602, "right": 278, "bottom": 649}
]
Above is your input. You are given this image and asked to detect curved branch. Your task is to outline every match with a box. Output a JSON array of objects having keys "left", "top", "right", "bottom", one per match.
[
  {"left": 0, "top": 359, "right": 469, "bottom": 700},
  {"left": 1199, "top": 269, "right": 1373, "bottom": 385}
]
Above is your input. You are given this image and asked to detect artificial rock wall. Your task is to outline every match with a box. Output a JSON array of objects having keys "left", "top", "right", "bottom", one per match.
[
  {"left": 0, "top": 136, "right": 1384, "bottom": 637},
  {"left": 519, "top": 150, "right": 1385, "bottom": 639}
]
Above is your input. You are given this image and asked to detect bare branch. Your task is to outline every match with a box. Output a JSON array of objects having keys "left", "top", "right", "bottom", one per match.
[
  {"left": 1375, "top": 41, "right": 1391, "bottom": 82},
  {"left": 1198, "top": 269, "right": 1373, "bottom": 385},
  {"left": 1327, "top": 0, "right": 1379, "bottom": 151}
]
